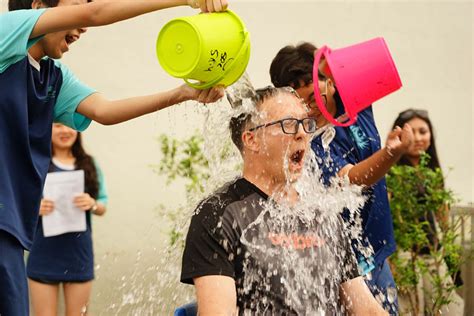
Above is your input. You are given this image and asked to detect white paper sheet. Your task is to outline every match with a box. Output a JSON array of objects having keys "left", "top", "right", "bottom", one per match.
[{"left": 42, "top": 170, "right": 86, "bottom": 237}]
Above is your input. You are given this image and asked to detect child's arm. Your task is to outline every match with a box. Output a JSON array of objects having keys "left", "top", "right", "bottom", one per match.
[
  {"left": 76, "top": 84, "right": 224, "bottom": 125},
  {"left": 338, "top": 124, "right": 414, "bottom": 186},
  {"left": 30, "top": 0, "right": 228, "bottom": 39}
]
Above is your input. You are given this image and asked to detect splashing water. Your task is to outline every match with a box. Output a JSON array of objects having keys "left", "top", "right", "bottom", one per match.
[
  {"left": 102, "top": 75, "right": 376, "bottom": 314},
  {"left": 232, "top": 142, "right": 370, "bottom": 314},
  {"left": 226, "top": 72, "right": 256, "bottom": 109}
]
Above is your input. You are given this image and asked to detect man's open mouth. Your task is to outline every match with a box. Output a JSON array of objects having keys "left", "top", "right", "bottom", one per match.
[{"left": 290, "top": 149, "right": 305, "bottom": 165}]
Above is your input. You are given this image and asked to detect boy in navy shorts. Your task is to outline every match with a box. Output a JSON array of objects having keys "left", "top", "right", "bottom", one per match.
[{"left": 0, "top": 0, "right": 228, "bottom": 314}]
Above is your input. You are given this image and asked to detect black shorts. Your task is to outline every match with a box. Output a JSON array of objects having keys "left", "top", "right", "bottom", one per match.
[{"left": 28, "top": 277, "right": 92, "bottom": 285}]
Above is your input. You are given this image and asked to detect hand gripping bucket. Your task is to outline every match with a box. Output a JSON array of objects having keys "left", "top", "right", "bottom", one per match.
[
  {"left": 156, "top": 10, "right": 250, "bottom": 90},
  {"left": 313, "top": 37, "right": 402, "bottom": 126}
]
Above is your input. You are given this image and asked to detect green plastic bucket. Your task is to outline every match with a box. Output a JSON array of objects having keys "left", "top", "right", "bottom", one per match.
[{"left": 156, "top": 10, "right": 251, "bottom": 90}]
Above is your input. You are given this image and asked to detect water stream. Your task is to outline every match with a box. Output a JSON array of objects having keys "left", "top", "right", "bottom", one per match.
[{"left": 107, "top": 75, "right": 375, "bottom": 314}]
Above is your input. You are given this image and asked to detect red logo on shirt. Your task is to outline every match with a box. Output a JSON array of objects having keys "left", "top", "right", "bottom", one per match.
[{"left": 267, "top": 232, "right": 325, "bottom": 250}]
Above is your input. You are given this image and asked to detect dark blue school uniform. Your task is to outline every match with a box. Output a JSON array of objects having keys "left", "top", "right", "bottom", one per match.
[
  {"left": 26, "top": 160, "right": 108, "bottom": 283},
  {"left": 0, "top": 9, "right": 95, "bottom": 315},
  {"left": 311, "top": 92, "right": 398, "bottom": 313},
  {"left": 312, "top": 93, "right": 396, "bottom": 265}
]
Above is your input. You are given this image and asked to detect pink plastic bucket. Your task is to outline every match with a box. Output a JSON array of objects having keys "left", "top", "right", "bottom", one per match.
[{"left": 313, "top": 37, "right": 402, "bottom": 127}]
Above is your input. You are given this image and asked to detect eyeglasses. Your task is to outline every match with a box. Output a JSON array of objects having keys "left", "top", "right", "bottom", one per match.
[
  {"left": 248, "top": 117, "right": 317, "bottom": 135},
  {"left": 398, "top": 109, "right": 429, "bottom": 120},
  {"left": 307, "top": 79, "right": 328, "bottom": 109}
]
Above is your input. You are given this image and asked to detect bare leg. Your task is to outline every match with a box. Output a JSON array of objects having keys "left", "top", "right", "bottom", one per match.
[
  {"left": 63, "top": 281, "right": 93, "bottom": 316},
  {"left": 28, "top": 278, "right": 59, "bottom": 316}
]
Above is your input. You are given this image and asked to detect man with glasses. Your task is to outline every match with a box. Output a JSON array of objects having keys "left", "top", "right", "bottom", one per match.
[
  {"left": 180, "top": 86, "right": 388, "bottom": 315},
  {"left": 270, "top": 43, "right": 414, "bottom": 314}
]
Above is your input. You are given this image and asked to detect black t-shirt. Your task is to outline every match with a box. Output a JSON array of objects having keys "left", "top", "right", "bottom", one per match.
[{"left": 181, "top": 178, "right": 359, "bottom": 315}]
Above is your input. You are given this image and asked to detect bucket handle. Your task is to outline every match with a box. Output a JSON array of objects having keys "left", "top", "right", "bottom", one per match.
[
  {"left": 184, "top": 31, "right": 250, "bottom": 90},
  {"left": 313, "top": 46, "right": 356, "bottom": 127}
]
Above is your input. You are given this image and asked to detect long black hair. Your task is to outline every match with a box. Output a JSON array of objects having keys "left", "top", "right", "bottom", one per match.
[
  {"left": 391, "top": 108, "right": 441, "bottom": 171},
  {"left": 52, "top": 133, "right": 99, "bottom": 199}
]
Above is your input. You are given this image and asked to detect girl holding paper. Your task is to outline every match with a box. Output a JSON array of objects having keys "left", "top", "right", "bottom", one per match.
[{"left": 26, "top": 123, "right": 107, "bottom": 315}]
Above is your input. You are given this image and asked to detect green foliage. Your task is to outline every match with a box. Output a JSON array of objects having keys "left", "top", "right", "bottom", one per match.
[
  {"left": 155, "top": 130, "right": 242, "bottom": 248},
  {"left": 387, "top": 154, "right": 468, "bottom": 315},
  {"left": 155, "top": 131, "right": 241, "bottom": 248},
  {"left": 157, "top": 134, "right": 210, "bottom": 195},
  {"left": 152, "top": 133, "right": 210, "bottom": 248}
]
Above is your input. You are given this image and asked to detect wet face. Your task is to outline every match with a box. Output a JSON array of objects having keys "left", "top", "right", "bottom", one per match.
[
  {"left": 51, "top": 123, "right": 78, "bottom": 150},
  {"left": 406, "top": 117, "right": 431, "bottom": 158},
  {"left": 252, "top": 93, "right": 312, "bottom": 183},
  {"left": 296, "top": 79, "right": 336, "bottom": 128},
  {"left": 36, "top": 0, "right": 88, "bottom": 59}
]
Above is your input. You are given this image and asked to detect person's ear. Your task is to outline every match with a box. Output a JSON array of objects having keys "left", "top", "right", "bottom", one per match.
[
  {"left": 326, "top": 78, "right": 337, "bottom": 96},
  {"left": 31, "top": 0, "right": 46, "bottom": 9},
  {"left": 242, "top": 131, "right": 259, "bottom": 153}
]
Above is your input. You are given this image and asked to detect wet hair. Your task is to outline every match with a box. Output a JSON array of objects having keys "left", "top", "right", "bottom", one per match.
[
  {"left": 229, "top": 86, "right": 298, "bottom": 152},
  {"left": 51, "top": 133, "right": 99, "bottom": 199},
  {"left": 9, "top": 0, "right": 91, "bottom": 11},
  {"left": 270, "top": 42, "right": 326, "bottom": 89},
  {"left": 392, "top": 109, "right": 441, "bottom": 170}
]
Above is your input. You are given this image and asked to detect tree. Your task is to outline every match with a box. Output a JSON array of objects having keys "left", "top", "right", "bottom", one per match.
[
  {"left": 387, "top": 154, "right": 471, "bottom": 315},
  {"left": 153, "top": 131, "right": 240, "bottom": 247}
]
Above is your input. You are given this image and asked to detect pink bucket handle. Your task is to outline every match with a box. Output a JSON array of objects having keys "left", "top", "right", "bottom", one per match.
[{"left": 313, "top": 46, "right": 356, "bottom": 127}]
